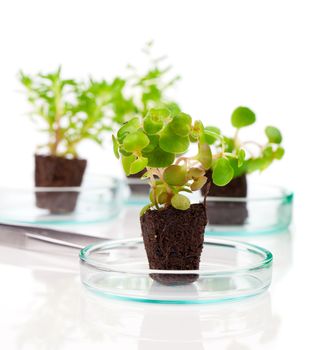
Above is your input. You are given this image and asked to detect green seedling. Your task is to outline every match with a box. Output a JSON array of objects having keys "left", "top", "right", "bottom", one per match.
[
  {"left": 20, "top": 43, "right": 180, "bottom": 158},
  {"left": 20, "top": 67, "right": 134, "bottom": 157},
  {"left": 113, "top": 108, "right": 237, "bottom": 214},
  {"left": 127, "top": 41, "right": 181, "bottom": 117},
  {"left": 204, "top": 106, "right": 284, "bottom": 178}
]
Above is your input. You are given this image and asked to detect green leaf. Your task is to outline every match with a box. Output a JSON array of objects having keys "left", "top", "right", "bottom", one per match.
[
  {"left": 171, "top": 194, "right": 191, "bottom": 210},
  {"left": 197, "top": 143, "right": 212, "bottom": 169},
  {"left": 122, "top": 155, "right": 136, "bottom": 175},
  {"left": 112, "top": 135, "right": 120, "bottom": 159},
  {"left": 188, "top": 167, "right": 205, "bottom": 179},
  {"left": 227, "top": 157, "right": 245, "bottom": 178},
  {"left": 263, "top": 146, "right": 273, "bottom": 159},
  {"left": 142, "top": 134, "right": 159, "bottom": 153},
  {"left": 149, "top": 108, "right": 171, "bottom": 119},
  {"left": 150, "top": 184, "right": 167, "bottom": 204},
  {"left": 238, "top": 148, "right": 246, "bottom": 167},
  {"left": 223, "top": 136, "right": 235, "bottom": 153},
  {"left": 117, "top": 118, "right": 140, "bottom": 143},
  {"left": 143, "top": 117, "right": 163, "bottom": 135},
  {"left": 159, "top": 126, "right": 190, "bottom": 154},
  {"left": 231, "top": 107, "right": 256, "bottom": 128},
  {"left": 143, "top": 109, "right": 166, "bottom": 135},
  {"left": 145, "top": 147, "right": 175, "bottom": 167},
  {"left": 123, "top": 131, "right": 149, "bottom": 152},
  {"left": 178, "top": 187, "right": 192, "bottom": 194},
  {"left": 191, "top": 120, "right": 204, "bottom": 141},
  {"left": 246, "top": 157, "right": 272, "bottom": 173},
  {"left": 274, "top": 146, "right": 285, "bottom": 160},
  {"left": 19, "top": 71, "right": 33, "bottom": 88},
  {"left": 119, "top": 146, "right": 132, "bottom": 157},
  {"left": 212, "top": 158, "right": 234, "bottom": 186},
  {"left": 140, "top": 204, "right": 152, "bottom": 217},
  {"left": 163, "top": 165, "right": 188, "bottom": 186},
  {"left": 190, "top": 176, "right": 207, "bottom": 191},
  {"left": 189, "top": 133, "right": 198, "bottom": 142},
  {"left": 169, "top": 112, "right": 192, "bottom": 137},
  {"left": 149, "top": 188, "right": 155, "bottom": 204},
  {"left": 150, "top": 185, "right": 168, "bottom": 205},
  {"left": 158, "top": 191, "right": 169, "bottom": 204},
  {"left": 265, "top": 126, "right": 282, "bottom": 144},
  {"left": 130, "top": 156, "right": 148, "bottom": 174},
  {"left": 204, "top": 126, "right": 221, "bottom": 144}
]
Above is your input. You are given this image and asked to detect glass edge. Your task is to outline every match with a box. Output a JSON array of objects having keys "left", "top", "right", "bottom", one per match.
[
  {"left": 82, "top": 283, "right": 271, "bottom": 305},
  {"left": 0, "top": 174, "right": 125, "bottom": 192},
  {"left": 79, "top": 237, "right": 273, "bottom": 275},
  {"left": 205, "top": 224, "right": 291, "bottom": 236}
]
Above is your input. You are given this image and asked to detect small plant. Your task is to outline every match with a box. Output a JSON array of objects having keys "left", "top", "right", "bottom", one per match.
[
  {"left": 202, "top": 106, "right": 284, "bottom": 225},
  {"left": 122, "top": 43, "right": 182, "bottom": 193},
  {"left": 19, "top": 46, "right": 181, "bottom": 211},
  {"left": 113, "top": 108, "right": 234, "bottom": 212},
  {"left": 19, "top": 66, "right": 135, "bottom": 213},
  {"left": 127, "top": 41, "right": 181, "bottom": 118},
  {"left": 205, "top": 106, "right": 284, "bottom": 177},
  {"left": 20, "top": 67, "right": 134, "bottom": 158},
  {"left": 112, "top": 108, "right": 235, "bottom": 285}
]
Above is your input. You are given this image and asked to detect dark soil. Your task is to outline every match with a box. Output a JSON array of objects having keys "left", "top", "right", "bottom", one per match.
[
  {"left": 140, "top": 203, "right": 207, "bottom": 285},
  {"left": 202, "top": 170, "right": 248, "bottom": 225},
  {"left": 35, "top": 155, "right": 87, "bottom": 214},
  {"left": 127, "top": 169, "right": 148, "bottom": 195}
]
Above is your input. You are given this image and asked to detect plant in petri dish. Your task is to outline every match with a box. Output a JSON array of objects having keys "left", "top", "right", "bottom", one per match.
[
  {"left": 112, "top": 108, "right": 236, "bottom": 285},
  {"left": 202, "top": 106, "right": 284, "bottom": 225},
  {"left": 20, "top": 66, "right": 135, "bottom": 213}
]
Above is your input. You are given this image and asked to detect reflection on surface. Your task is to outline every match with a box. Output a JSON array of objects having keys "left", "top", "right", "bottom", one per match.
[
  {"left": 82, "top": 289, "right": 278, "bottom": 349},
  {"left": 91, "top": 224, "right": 288, "bottom": 348},
  {"left": 0, "top": 246, "right": 112, "bottom": 349},
  {"left": 0, "top": 229, "right": 289, "bottom": 349}
]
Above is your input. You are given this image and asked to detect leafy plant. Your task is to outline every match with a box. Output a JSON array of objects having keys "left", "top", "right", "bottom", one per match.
[
  {"left": 20, "top": 45, "right": 180, "bottom": 158},
  {"left": 127, "top": 41, "right": 181, "bottom": 117},
  {"left": 205, "top": 106, "right": 284, "bottom": 178},
  {"left": 20, "top": 67, "right": 134, "bottom": 158},
  {"left": 112, "top": 108, "right": 236, "bottom": 214}
]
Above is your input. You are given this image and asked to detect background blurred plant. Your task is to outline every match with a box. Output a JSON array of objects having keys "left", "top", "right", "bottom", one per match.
[
  {"left": 19, "top": 43, "right": 180, "bottom": 159},
  {"left": 19, "top": 67, "right": 134, "bottom": 158},
  {"left": 204, "top": 106, "right": 284, "bottom": 178},
  {"left": 126, "top": 41, "right": 181, "bottom": 116}
]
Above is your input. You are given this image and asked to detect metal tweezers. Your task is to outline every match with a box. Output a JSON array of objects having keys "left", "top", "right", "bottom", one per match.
[{"left": 0, "top": 223, "right": 104, "bottom": 254}]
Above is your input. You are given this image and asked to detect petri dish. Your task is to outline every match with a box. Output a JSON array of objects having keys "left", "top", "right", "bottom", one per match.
[
  {"left": 80, "top": 237, "right": 273, "bottom": 304},
  {"left": 0, "top": 175, "right": 124, "bottom": 225}
]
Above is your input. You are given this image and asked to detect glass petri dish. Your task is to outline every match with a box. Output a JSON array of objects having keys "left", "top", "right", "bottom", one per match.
[
  {"left": 80, "top": 237, "right": 273, "bottom": 304},
  {"left": 204, "top": 184, "right": 293, "bottom": 236},
  {"left": 122, "top": 183, "right": 293, "bottom": 235},
  {"left": 0, "top": 175, "right": 124, "bottom": 225}
]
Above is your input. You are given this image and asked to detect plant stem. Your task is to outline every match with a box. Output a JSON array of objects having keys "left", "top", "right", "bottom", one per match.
[
  {"left": 233, "top": 128, "right": 240, "bottom": 150},
  {"left": 152, "top": 168, "right": 174, "bottom": 207},
  {"left": 52, "top": 81, "right": 62, "bottom": 156}
]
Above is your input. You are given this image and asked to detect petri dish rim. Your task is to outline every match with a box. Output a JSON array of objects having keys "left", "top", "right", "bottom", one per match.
[
  {"left": 0, "top": 174, "right": 125, "bottom": 225},
  {"left": 81, "top": 284, "right": 270, "bottom": 305},
  {"left": 0, "top": 174, "right": 123, "bottom": 193},
  {"left": 79, "top": 237, "right": 273, "bottom": 276}
]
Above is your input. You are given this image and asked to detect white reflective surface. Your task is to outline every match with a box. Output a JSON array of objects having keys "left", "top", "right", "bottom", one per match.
[{"left": 1, "top": 223, "right": 316, "bottom": 349}]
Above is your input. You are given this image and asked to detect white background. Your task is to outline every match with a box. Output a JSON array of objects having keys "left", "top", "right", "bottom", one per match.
[{"left": 0, "top": 0, "right": 317, "bottom": 349}]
